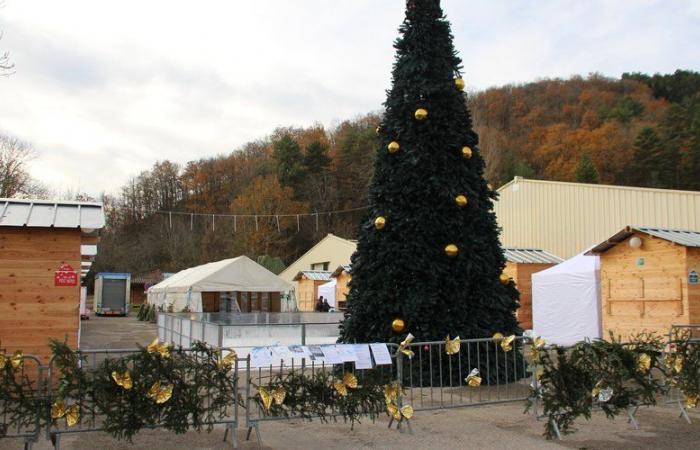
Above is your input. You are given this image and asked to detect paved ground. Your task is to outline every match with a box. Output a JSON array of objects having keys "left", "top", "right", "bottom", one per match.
[{"left": 2, "top": 314, "right": 699, "bottom": 449}]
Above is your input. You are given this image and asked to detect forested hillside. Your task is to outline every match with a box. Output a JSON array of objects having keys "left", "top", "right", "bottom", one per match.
[{"left": 94, "top": 70, "right": 700, "bottom": 275}]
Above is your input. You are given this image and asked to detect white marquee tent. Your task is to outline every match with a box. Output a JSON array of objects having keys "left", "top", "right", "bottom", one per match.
[
  {"left": 317, "top": 279, "right": 337, "bottom": 308},
  {"left": 532, "top": 251, "right": 601, "bottom": 346},
  {"left": 147, "top": 256, "right": 292, "bottom": 311}
]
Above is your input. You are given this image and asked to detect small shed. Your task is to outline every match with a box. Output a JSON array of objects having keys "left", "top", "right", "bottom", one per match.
[
  {"left": 293, "top": 271, "right": 332, "bottom": 312},
  {"left": 147, "top": 256, "right": 291, "bottom": 313},
  {"left": 587, "top": 226, "right": 700, "bottom": 340},
  {"left": 502, "top": 248, "right": 563, "bottom": 330},
  {"left": 94, "top": 272, "right": 131, "bottom": 316},
  {"left": 331, "top": 265, "right": 352, "bottom": 310},
  {"left": 0, "top": 198, "right": 105, "bottom": 363},
  {"left": 131, "top": 269, "right": 171, "bottom": 306}
]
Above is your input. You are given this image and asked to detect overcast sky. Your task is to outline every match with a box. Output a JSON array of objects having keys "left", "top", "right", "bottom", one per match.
[{"left": 1, "top": 0, "right": 699, "bottom": 197}]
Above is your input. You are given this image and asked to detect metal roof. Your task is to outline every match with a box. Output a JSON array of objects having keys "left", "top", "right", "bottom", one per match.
[
  {"left": 0, "top": 198, "right": 105, "bottom": 229},
  {"left": 293, "top": 270, "right": 332, "bottom": 281},
  {"left": 331, "top": 264, "right": 352, "bottom": 277},
  {"left": 503, "top": 248, "right": 563, "bottom": 264},
  {"left": 587, "top": 226, "right": 700, "bottom": 254}
]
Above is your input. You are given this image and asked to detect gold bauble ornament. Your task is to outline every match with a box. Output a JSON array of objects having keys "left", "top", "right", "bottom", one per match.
[
  {"left": 374, "top": 216, "right": 386, "bottom": 230},
  {"left": 388, "top": 141, "right": 400, "bottom": 154},
  {"left": 391, "top": 318, "right": 405, "bottom": 333},
  {"left": 445, "top": 244, "right": 459, "bottom": 257},
  {"left": 414, "top": 108, "right": 428, "bottom": 120},
  {"left": 500, "top": 273, "right": 510, "bottom": 284},
  {"left": 455, "top": 78, "right": 465, "bottom": 91},
  {"left": 461, "top": 146, "right": 473, "bottom": 159},
  {"left": 455, "top": 195, "right": 468, "bottom": 207}
]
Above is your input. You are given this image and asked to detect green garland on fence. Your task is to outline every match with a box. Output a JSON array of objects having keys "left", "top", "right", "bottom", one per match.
[
  {"left": 253, "top": 369, "right": 394, "bottom": 426},
  {"left": 0, "top": 349, "right": 41, "bottom": 438},
  {"left": 526, "top": 332, "right": 699, "bottom": 439},
  {"left": 665, "top": 329, "right": 700, "bottom": 408},
  {"left": 48, "top": 340, "right": 238, "bottom": 441}
]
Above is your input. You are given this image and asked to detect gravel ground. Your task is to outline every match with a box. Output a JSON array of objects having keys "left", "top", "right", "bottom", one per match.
[{"left": 2, "top": 313, "right": 699, "bottom": 449}]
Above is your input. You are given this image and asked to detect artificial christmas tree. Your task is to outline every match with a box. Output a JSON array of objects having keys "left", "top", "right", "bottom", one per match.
[{"left": 339, "top": 0, "right": 523, "bottom": 383}]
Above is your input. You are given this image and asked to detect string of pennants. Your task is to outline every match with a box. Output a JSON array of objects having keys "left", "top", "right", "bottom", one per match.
[{"left": 155, "top": 205, "right": 371, "bottom": 233}]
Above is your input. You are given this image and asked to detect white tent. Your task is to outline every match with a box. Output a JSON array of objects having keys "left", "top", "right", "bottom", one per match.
[
  {"left": 317, "top": 279, "right": 337, "bottom": 308},
  {"left": 147, "top": 256, "right": 291, "bottom": 311},
  {"left": 532, "top": 251, "right": 601, "bottom": 346}
]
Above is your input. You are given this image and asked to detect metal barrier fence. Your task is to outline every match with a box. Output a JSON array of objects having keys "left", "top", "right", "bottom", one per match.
[
  {"left": 45, "top": 347, "right": 240, "bottom": 450},
  {"left": 665, "top": 324, "right": 700, "bottom": 423},
  {"left": 0, "top": 354, "right": 45, "bottom": 450}
]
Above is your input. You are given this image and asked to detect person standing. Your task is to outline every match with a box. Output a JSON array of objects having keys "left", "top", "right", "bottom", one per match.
[{"left": 315, "top": 296, "right": 324, "bottom": 312}]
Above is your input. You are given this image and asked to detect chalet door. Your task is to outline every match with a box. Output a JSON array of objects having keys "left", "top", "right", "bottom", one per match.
[{"left": 202, "top": 292, "right": 219, "bottom": 313}]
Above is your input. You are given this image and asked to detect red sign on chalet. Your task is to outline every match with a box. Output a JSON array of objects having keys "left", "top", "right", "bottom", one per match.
[{"left": 55, "top": 263, "right": 78, "bottom": 287}]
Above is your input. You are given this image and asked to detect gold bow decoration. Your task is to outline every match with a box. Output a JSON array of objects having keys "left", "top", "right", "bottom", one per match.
[
  {"left": 217, "top": 349, "right": 238, "bottom": 370},
  {"left": 445, "top": 335, "right": 460, "bottom": 355},
  {"left": 685, "top": 393, "right": 698, "bottom": 409},
  {"left": 384, "top": 383, "right": 399, "bottom": 405},
  {"left": 500, "top": 335, "right": 515, "bottom": 352},
  {"left": 10, "top": 350, "right": 23, "bottom": 369},
  {"left": 147, "top": 338, "right": 171, "bottom": 359},
  {"left": 530, "top": 337, "right": 546, "bottom": 360},
  {"left": 535, "top": 367, "right": 544, "bottom": 381},
  {"left": 386, "top": 402, "right": 413, "bottom": 421},
  {"left": 465, "top": 368, "right": 482, "bottom": 387},
  {"left": 637, "top": 353, "right": 652, "bottom": 373},
  {"left": 147, "top": 381, "right": 173, "bottom": 404},
  {"left": 111, "top": 370, "right": 133, "bottom": 390},
  {"left": 334, "top": 372, "right": 359, "bottom": 397},
  {"left": 398, "top": 333, "right": 415, "bottom": 359},
  {"left": 0, "top": 353, "right": 6, "bottom": 370},
  {"left": 258, "top": 386, "right": 286, "bottom": 412},
  {"left": 51, "top": 401, "right": 80, "bottom": 427}
]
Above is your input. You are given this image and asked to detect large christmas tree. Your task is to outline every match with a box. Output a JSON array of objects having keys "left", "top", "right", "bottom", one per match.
[{"left": 339, "top": 0, "right": 522, "bottom": 378}]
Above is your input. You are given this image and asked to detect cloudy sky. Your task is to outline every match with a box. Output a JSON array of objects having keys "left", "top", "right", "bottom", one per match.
[{"left": 1, "top": 0, "right": 699, "bottom": 196}]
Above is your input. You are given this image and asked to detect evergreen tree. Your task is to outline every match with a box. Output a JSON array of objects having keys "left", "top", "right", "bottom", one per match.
[
  {"left": 574, "top": 153, "right": 599, "bottom": 184},
  {"left": 303, "top": 141, "right": 332, "bottom": 174},
  {"left": 628, "top": 127, "right": 662, "bottom": 187},
  {"left": 339, "top": 0, "right": 522, "bottom": 383},
  {"left": 272, "top": 134, "right": 307, "bottom": 192}
]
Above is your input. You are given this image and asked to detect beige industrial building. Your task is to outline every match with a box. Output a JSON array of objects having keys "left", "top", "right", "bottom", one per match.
[{"left": 495, "top": 177, "right": 700, "bottom": 259}]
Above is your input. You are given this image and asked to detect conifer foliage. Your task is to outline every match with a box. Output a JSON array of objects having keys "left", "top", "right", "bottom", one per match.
[{"left": 340, "top": 0, "right": 521, "bottom": 363}]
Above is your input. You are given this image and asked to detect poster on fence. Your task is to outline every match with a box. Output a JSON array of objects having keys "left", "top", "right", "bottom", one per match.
[
  {"left": 369, "top": 343, "right": 392, "bottom": 365},
  {"left": 350, "top": 344, "right": 373, "bottom": 369},
  {"left": 250, "top": 347, "right": 273, "bottom": 368}
]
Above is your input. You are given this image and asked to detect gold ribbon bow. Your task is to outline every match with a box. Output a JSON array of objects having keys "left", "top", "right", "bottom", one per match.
[
  {"left": 111, "top": 370, "right": 133, "bottom": 390},
  {"left": 258, "top": 386, "right": 286, "bottom": 412},
  {"left": 217, "top": 349, "right": 238, "bottom": 370},
  {"left": 398, "top": 333, "right": 415, "bottom": 359},
  {"left": 465, "top": 368, "right": 482, "bottom": 387},
  {"left": 10, "top": 350, "right": 23, "bottom": 369},
  {"left": 386, "top": 402, "right": 413, "bottom": 421},
  {"left": 384, "top": 383, "right": 399, "bottom": 405},
  {"left": 686, "top": 394, "right": 698, "bottom": 409},
  {"left": 530, "top": 337, "right": 545, "bottom": 360},
  {"left": 637, "top": 353, "right": 651, "bottom": 373},
  {"left": 51, "top": 401, "right": 80, "bottom": 427},
  {"left": 147, "top": 381, "right": 173, "bottom": 404},
  {"left": 0, "top": 354, "right": 6, "bottom": 370},
  {"left": 334, "top": 372, "right": 359, "bottom": 397},
  {"left": 445, "top": 335, "right": 460, "bottom": 355},
  {"left": 147, "top": 338, "right": 171, "bottom": 359}
]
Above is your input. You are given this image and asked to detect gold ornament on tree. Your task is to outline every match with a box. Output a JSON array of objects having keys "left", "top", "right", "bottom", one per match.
[
  {"left": 414, "top": 108, "right": 428, "bottom": 120},
  {"left": 637, "top": 353, "right": 651, "bottom": 373},
  {"left": 375, "top": 124, "right": 383, "bottom": 135},
  {"left": 374, "top": 216, "right": 386, "bottom": 230},
  {"left": 388, "top": 141, "right": 400, "bottom": 154},
  {"left": 455, "top": 78, "right": 465, "bottom": 91},
  {"left": 10, "top": 350, "right": 23, "bottom": 369},
  {"left": 391, "top": 318, "right": 405, "bottom": 333},
  {"left": 461, "top": 146, "right": 472, "bottom": 159},
  {"left": 500, "top": 273, "right": 510, "bottom": 284},
  {"left": 445, "top": 335, "right": 460, "bottom": 355},
  {"left": 147, "top": 338, "right": 171, "bottom": 359},
  {"left": 0, "top": 354, "right": 6, "bottom": 370},
  {"left": 334, "top": 372, "right": 359, "bottom": 396},
  {"left": 217, "top": 349, "right": 238, "bottom": 370},
  {"left": 465, "top": 368, "right": 482, "bottom": 387},
  {"left": 455, "top": 195, "right": 468, "bottom": 207},
  {"left": 445, "top": 244, "right": 459, "bottom": 257}
]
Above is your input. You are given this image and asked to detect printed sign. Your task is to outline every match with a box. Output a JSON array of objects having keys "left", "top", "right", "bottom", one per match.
[
  {"left": 54, "top": 263, "right": 78, "bottom": 287},
  {"left": 636, "top": 257, "right": 645, "bottom": 267},
  {"left": 689, "top": 270, "right": 699, "bottom": 285}
]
